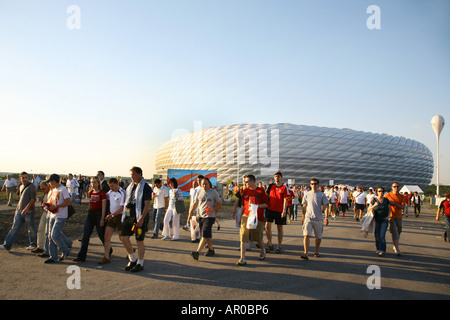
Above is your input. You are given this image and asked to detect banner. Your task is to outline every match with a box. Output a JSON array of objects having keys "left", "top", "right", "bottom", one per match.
[{"left": 167, "top": 169, "right": 217, "bottom": 197}]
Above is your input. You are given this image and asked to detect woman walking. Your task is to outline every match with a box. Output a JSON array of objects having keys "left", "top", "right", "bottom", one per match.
[
  {"left": 162, "top": 178, "right": 183, "bottom": 241},
  {"left": 73, "top": 176, "right": 107, "bottom": 262},
  {"left": 368, "top": 187, "right": 391, "bottom": 256}
]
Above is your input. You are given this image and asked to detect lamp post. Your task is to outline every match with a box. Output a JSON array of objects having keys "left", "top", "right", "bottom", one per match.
[{"left": 431, "top": 115, "right": 445, "bottom": 197}]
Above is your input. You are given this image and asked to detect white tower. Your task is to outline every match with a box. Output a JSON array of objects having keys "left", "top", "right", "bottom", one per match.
[{"left": 431, "top": 115, "right": 445, "bottom": 197}]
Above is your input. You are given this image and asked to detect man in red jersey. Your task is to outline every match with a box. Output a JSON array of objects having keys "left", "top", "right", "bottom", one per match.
[
  {"left": 265, "top": 171, "right": 289, "bottom": 253},
  {"left": 236, "top": 175, "right": 269, "bottom": 266},
  {"left": 437, "top": 192, "right": 450, "bottom": 242}
]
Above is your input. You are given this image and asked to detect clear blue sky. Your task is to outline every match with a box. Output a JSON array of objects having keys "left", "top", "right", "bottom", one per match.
[{"left": 1, "top": 0, "right": 449, "bottom": 184}]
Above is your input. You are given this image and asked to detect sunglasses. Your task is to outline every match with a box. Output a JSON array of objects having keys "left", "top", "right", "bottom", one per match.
[{"left": 310, "top": 183, "right": 318, "bottom": 185}]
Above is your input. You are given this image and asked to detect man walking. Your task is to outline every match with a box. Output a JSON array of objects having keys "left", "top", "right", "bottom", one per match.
[
  {"left": 188, "top": 177, "right": 222, "bottom": 260},
  {"left": 121, "top": 166, "right": 152, "bottom": 272},
  {"left": 265, "top": 171, "right": 289, "bottom": 253},
  {"left": 0, "top": 172, "right": 38, "bottom": 251},
  {"left": 151, "top": 179, "right": 168, "bottom": 239},
  {"left": 236, "top": 175, "right": 268, "bottom": 266},
  {"left": 353, "top": 186, "right": 366, "bottom": 221},
  {"left": 2, "top": 174, "right": 18, "bottom": 206},
  {"left": 66, "top": 173, "right": 81, "bottom": 205},
  {"left": 384, "top": 182, "right": 405, "bottom": 256},
  {"left": 300, "top": 178, "right": 329, "bottom": 260}
]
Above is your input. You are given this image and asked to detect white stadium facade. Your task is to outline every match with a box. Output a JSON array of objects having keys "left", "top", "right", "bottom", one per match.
[{"left": 155, "top": 123, "right": 434, "bottom": 189}]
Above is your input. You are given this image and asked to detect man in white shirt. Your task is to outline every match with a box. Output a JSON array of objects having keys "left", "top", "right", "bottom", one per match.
[
  {"left": 353, "top": 186, "right": 367, "bottom": 221},
  {"left": 301, "top": 178, "right": 329, "bottom": 260},
  {"left": 43, "top": 174, "right": 72, "bottom": 263},
  {"left": 66, "top": 174, "right": 81, "bottom": 204},
  {"left": 339, "top": 187, "right": 349, "bottom": 216},
  {"left": 2, "top": 175, "right": 18, "bottom": 206},
  {"left": 32, "top": 174, "right": 41, "bottom": 189},
  {"left": 151, "top": 179, "right": 168, "bottom": 239},
  {"left": 325, "top": 185, "right": 338, "bottom": 220}
]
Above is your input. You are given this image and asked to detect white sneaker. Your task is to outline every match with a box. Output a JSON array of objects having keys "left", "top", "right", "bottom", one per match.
[
  {"left": 26, "top": 246, "right": 36, "bottom": 250},
  {"left": 161, "top": 236, "right": 170, "bottom": 240}
]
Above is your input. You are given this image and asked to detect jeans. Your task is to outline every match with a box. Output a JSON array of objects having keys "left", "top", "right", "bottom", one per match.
[
  {"left": 43, "top": 214, "right": 72, "bottom": 255},
  {"left": 71, "top": 192, "right": 81, "bottom": 204},
  {"left": 444, "top": 215, "right": 450, "bottom": 241},
  {"left": 2, "top": 209, "right": 37, "bottom": 250},
  {"left": 77, "top": 211, "right": 105, "bottom": 261},
  {"left": 293, "top": 204, "right": 298, "bottom": 219},
  {"left": 414, "top": 204, "right": 421, "bottom": 216},
  {"left": 152, "top": 207, "right": 164, "bottom": 236},
  {"left": 48, "top": 216, "right": 72, "bottom": 260},
  {"left": 374, "top": 219, "right": 389, "bottom": 253}
]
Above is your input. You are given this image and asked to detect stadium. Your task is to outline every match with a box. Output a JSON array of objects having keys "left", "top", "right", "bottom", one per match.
[{"left": 155, "top": 123, "right": 434, "bottom": 189}]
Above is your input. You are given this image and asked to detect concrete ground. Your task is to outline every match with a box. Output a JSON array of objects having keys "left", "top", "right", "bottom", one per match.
[{"left": 0, "top": 204, "right": 449, "bottom": 302}]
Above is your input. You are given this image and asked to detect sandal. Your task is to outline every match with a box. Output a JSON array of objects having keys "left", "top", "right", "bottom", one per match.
[
  {"left": 300, "top": 254, "right": 309, "bottom": 260},
  {"left": 276, "top": 247, "right": 282, "bottom": 254},
  {"left": 314, "top": 253, "right": 320, "bottom": 258}
]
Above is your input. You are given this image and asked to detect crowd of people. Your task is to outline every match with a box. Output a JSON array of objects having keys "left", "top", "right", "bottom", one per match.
[{"left": 1, "top": 168, "right": 450, "bottom": 271}]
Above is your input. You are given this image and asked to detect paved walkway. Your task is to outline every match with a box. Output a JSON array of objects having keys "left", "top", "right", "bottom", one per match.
[{"left": 0, "top": 204, "right": 449, "bottom": 301}]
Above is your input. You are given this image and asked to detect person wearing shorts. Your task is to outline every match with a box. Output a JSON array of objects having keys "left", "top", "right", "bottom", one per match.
[
  {"left": 187, "top": 177, "right": 222, "bottom": 260},
  {"left": 236, "top": 175, "right": 269, "bottom": 266},
  {"left": 98, "top": 178, "right": 126, "bottom": 265},
  {"left": 120, "top": 167, "right": 152, "bottom": 272},
  {"left": 353, "top": 186, "right": 367, "bottom": 221},
  {"left": 301, "top": 178, "right": 329, "bottom": 260},
  {"left": 265, "top": 171, "right": 289, "bottom": 253}
]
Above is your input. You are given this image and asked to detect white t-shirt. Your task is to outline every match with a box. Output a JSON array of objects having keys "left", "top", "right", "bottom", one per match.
[
  {"left": 48, "top": 186, "right": 70, "bottom": 219},
  {"left": 107, "top": 188, "right": 126, "bottom": 215},
  {"left": 66, "top": 178, "right": 79, "bottom": 195},
  {"left": 3, "top": 178, "right": 17, "bottom": 188},
  {"left": 353, "top": 191, "right": 367, "bottom": 205},
  {"left": 153, "top": 185, "right": 168, "bottom": 209},
  {"left": 169, "top": 188, "right": 183, "bottom": 210},
  {"left": 302, "top": 191, "right": 329, "bottom": 222},
  {"left": 325, "top": 188, "right": 337, "bottom": 203},
  {"left": 339, "top": 190, "right": 348, "bottom": 203},
  {"left": 366, "top": 193, "right": 375, "bottom": 205}
]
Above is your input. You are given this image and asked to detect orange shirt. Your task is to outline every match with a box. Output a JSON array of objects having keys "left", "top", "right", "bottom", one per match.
[{"left": 384, "top": 192, "right": 406, "bottom": 218}]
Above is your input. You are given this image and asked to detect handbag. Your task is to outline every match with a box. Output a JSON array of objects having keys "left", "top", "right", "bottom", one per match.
[
  {"left": 175, "top": 199, "right": 186, "bottom": 213},
  {"left": 68, "top": 205, "right": 76, "bottom": 218}
]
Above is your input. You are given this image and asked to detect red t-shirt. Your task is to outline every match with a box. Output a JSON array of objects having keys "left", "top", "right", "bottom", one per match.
[
  {"left": 439, "top": 199, "right": 450, "bottom": 216},
  {"left": 285, "top": 188, "right": 294, "bottom": 206},
  {"left": 242, "top": 187, "right": 268, "bottom": 222},
  {"left": 89, "top": 189, "right": 107, "bottom": 211},
  {"left": 267, "top": 184, "right": 289, "bottom": 212}
]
